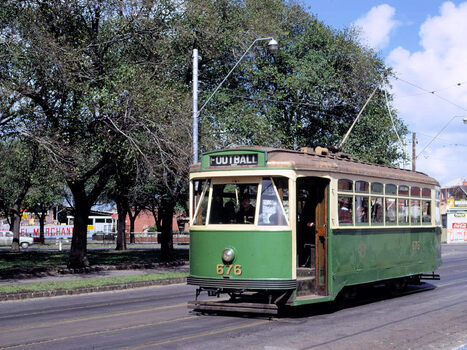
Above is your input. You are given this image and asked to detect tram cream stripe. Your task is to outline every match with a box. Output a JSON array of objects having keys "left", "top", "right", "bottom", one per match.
[
  {"left": 0, "top": 303, "right": 186, "bottom": 334},
  {"left": 0, "top": 316, "right": 196, "bottom": 349},
  {"left": 122, "top": 319, "right": 271, "bottom": 350}
]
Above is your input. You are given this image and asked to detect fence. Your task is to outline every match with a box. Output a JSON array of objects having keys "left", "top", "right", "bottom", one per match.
[{"left": 90, "top": 232, "right": 189, "bottom": 245}]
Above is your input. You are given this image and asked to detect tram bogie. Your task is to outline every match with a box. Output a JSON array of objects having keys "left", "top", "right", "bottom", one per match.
[{"left": 187, "top": 147, "right": 442, "bottom": 314}]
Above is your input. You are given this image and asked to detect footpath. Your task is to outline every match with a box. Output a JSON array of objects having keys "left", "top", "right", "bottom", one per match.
[{"left": 0, "top": 262, "right": 189, "bottom": 301}]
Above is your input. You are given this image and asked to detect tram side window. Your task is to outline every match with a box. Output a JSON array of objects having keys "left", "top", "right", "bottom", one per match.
[
  {"left": 355, "top": 196, "right": 369, "bottom": 224},
  {"left": 371, "top": 182, "right": 383, "bottom": 194},
  {"left": 422, "top": 188, "right": 431, "bottom": 198},
  {"left": 192, "top": 179, "right": 210, "bottom": 225},
  {"left": 422, "top": 200, "right": 431, "bottom": 224},
  {"left": 410, "top": 200, "right": 421, "bottom": 224},
  {"left": 371, "top": 197, "right": 383, "bottom": 224},
  {"left": 338, "top": 196, "right": 353, "bottom": 225},
  {"left": 398, "top": 198, "right": 409, "bottom": 224},
  {"left": 411, "top": 187, "right": 421, "bottom": 197},
  {"left": 385, "top": 184, "right": 397, "bottom": 195},
  {"left": 258, "top": 178, "right": 288, "bottom": 226},
  {"left": 399, "top": 185, "right": 409, "bottom": 196},
  {"left": 356, "top": 181, "right": 369, "bottom": 193},
  {"left": 385, "top": 198, "right": 396, "bottom": 224},
  {"left": 338, "top": 179, "right": 353, "bottom": 192},
  {"left": 435, "top": 187, "right": 441, "bottom": 225}
]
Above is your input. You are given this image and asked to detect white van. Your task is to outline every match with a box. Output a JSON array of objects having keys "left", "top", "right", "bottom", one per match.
[{"left": 0, "top": 231, "right": 34, "bottom": 248}]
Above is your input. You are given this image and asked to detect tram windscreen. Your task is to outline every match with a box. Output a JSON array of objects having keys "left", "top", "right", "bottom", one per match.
[
  {"left": 209, "top": 183, "right": 258, "bottom": 224},
  {"left": 192, "top": 177, "right": 289, "bottom": 226}
]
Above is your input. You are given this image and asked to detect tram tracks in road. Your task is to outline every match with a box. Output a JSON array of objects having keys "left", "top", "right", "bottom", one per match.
[
  {"left": 0, "top": 305, "right": 274, "bottom": 350},
  {"left": 0, "top": 314, "right": 198, "bottom": 350},
  {"left": 0, "top": 290, "right": 193, "bottom": 321},
  {"left": 0, "top": 302, "right": 188, "bottom": 335}
]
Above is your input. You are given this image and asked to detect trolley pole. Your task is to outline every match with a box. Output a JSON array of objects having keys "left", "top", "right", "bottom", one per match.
[
  {"left": 192, "top": 48, "right": 199, "bottom": 165},
  {"left": 412, "top": 132, "right": 416, "bottom": 172}
]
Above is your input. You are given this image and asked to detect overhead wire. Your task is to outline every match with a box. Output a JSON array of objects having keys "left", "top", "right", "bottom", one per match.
[{"left": 394, "top": 76, "right": 467, "bottom": 112}]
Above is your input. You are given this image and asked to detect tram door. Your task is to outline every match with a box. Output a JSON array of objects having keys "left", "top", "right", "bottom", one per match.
[{"left": 296, "top": 177, "right": 328, "bottom": 295}]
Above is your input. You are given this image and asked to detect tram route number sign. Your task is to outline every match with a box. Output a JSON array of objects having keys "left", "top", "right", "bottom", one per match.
[{"left": 210, "top": 154, "right": 258, "bottom": 167}]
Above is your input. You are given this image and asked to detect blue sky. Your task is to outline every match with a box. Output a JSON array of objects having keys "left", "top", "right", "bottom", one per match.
[{"left": 302, "top": 1, "right": 467, "bottom": 186}]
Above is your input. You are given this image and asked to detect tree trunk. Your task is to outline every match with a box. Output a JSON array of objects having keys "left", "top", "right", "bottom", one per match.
[
  {"left": 9, "top": 181, "right": 30, "bottom": 252},
  {"left": 9, "top": 204, "right": 21, "bottom": 252},
  {"left": 38, "top": 211, "right": 46, "bottom": 244},
  {"left": 159, "top": 201, "right": 174, "bottom": 261},
  {"left": 116, "top": 200, "right": 127, "bottom": 250},
  {"left": 68, "top": 184, "right": 91, "bottom": 268},
  {"left": 127, "top": 207, "right": 140, "bottom": 244}
]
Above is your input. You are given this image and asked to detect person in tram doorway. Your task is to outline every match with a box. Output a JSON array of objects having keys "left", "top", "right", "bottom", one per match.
[
  {"left": 300, "top": 198, "right": 317, "bottom": 267},
  {"left": 236, "top": 194, "right": 255, "bottom": 224}
]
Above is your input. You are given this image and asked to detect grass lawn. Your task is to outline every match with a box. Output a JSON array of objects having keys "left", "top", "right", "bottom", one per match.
[
  {"left": 0, "top": 272, "right": 188, "bottom": 294},
  {"left": 0, "top": 248, "right": 189, "bottom": 270}
]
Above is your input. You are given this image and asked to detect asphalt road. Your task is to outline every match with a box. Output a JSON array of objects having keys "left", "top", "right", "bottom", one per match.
[{"left": 0, "top": 244, "right": 466, "bottom": 350}]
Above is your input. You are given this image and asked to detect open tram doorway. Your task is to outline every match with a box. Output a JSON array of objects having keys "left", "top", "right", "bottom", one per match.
[{"left": 296, "top": 177, "right": 329, "bottom": 296}]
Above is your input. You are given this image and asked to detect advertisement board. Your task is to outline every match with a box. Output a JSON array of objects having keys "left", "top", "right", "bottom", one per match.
[
  {"left": 446, "top": 212, "right": 467, "bottom": 243},
  {"left": 0, "top": 225, "right": 76, "bottom": 240}
]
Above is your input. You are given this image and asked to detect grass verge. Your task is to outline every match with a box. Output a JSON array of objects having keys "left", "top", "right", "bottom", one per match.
[
  {"left": 0, "top": 272, "right": 188, "bottom": 294},
  {"left": 0, "top": 248, "right": 189, "bottom": 270}
]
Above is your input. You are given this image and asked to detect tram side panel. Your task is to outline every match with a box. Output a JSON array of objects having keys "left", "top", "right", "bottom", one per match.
[{"left": 329, "top": 227, "right": 441, "bottom": 296}]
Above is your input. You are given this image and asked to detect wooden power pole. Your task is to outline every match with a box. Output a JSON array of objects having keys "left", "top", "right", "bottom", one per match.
[{"left": 412, "top": 132, "right": 416, "bottom": 172}]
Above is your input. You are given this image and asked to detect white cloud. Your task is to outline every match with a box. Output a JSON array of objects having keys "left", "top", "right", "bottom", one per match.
[
  {"left": 386, "top": 1, "right": 467, "bottom": 184},
  {"left": 354, "top": 4, "right": 399, "bottom": 49}
]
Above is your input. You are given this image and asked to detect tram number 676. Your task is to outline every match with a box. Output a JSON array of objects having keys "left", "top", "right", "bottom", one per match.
[{"left": 216, "top": 264, "right": 242, "bottom": 276}]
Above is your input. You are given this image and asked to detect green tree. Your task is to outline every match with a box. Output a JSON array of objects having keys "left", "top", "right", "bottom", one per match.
[
  {"left": 180, "top": 0, "right": 408, "bottom": 165},
  {"left": 0, "top": 138, "right": 37, "bottom": 251},
  {"left": 0, "top": 0, "right": 189, "bottom": 265}
]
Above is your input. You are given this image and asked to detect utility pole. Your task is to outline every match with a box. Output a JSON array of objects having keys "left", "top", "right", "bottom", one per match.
[
  {"left": 192, "top": 48, "right": 199, "bottom": 165},
  {"left": 412, "top": 132, "right": 416, "bottom": 172}
]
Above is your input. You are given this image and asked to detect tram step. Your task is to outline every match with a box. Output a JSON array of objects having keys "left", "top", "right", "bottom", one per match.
[
  {"left": 297, "top": 276, "right": 316, "bottom": 296},
  {"left": 297, "top": 267, "right": 315, "bottom": 277},
  {"left": 188, "top": 300, "right": 279, "bottom": 315}
]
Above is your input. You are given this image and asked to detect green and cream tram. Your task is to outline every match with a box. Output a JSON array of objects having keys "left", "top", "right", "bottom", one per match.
[{"left": 187, "top": 147, "right": 441, "bottom": 314}]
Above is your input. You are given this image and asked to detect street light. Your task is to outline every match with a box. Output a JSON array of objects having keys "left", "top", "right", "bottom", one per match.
[{"left": 192, "top": 37, "right": 278, "bottom": 164}]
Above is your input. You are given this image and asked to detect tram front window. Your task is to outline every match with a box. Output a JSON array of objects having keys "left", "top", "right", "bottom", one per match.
[
  {"left": 208, "top": 183, "right": 258, "bottom": 224},
  {"left": 192, "top": 177, "right": 289, "bottom": 226}
]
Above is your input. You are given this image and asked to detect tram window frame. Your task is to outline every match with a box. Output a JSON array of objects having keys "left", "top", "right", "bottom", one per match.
[
  {"left": 385, "top": 184, "right": 397, "bottom": 195},
  {"left": 422, "top": 188, "right": 431, "bottom": 198},
  {"left": 385, "top": 197, "right": 397, "bottom": 224},
  {"left": 338, "top": 195, "right": 353, "bottom": 225},
  {"left": 399, "top": 185, "right": 409, "bottom": 196},
  {"left": 435, "top": 187, "right": 441, "bottom": 225},
  {"left": 371, "top": 182, "right": 383, "bottom": 194},
  {"left": 411, "top": 186, "right": 421, "bottom": 197},
  {"left": 192, "top": 179, "right": 210, "bottom": 226},
  {"left": 355, "top": 195, "right": 369, "bottom": 225},
  {"left": 398, "top": 198, "right": 409, "bottom": 224},
  {"left": 338, "top": 179, "right": 353, "bottom": 192},
  {"left": 355, "top": 181, "right": 369, "bottom": 193},
  {"left": 258, "top": 177, "right": 289, "bottom": 226},
  {"left": 410, "top": 199, "right": 421, "bottom": 224},
  {"left": 422, "top": 200, "right": 431, "bottom": 224},
  {"left": 370, "top": 196, "right": 384, "bottom": 225}
]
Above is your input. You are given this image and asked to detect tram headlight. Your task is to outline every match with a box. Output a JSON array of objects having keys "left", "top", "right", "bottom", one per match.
[{"left": 222, "top": 248, "right": 235, "bottom": 264}]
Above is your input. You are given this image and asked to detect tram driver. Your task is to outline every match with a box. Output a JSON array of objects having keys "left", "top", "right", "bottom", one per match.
[{"left": 236, "top": 195, "right": 255, "bottom": 224}]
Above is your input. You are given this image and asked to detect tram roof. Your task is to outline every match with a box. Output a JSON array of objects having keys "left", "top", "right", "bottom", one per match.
[{"left": 191, "top": 146, "right": 439, "bottom": 186}]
